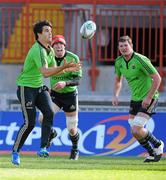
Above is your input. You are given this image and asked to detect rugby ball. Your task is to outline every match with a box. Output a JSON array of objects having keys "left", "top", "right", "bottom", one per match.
[{"left": 80, "top": 20, "right": 96, "bottom": 39}]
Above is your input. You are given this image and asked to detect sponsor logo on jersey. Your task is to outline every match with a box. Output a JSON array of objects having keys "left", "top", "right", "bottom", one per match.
[{"left": 131, "top": 64, "right": 136, "bottom": 69}]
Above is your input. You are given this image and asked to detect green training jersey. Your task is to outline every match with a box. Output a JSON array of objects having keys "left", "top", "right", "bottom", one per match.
[
  {"left": 16, "top": 41, "right": 55, "bottom": 88},
  {"left": 50, "top": 51, "right": 82, "bottom": 93},
  {"left": 115, "top": 52, "right": 159, "bottom": 101}
]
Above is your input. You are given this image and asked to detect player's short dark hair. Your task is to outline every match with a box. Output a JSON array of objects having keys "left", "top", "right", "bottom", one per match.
[
  {"left": 118, "top": 35, "right": 133, "bottom": 46},
  {"left": 33, "top": 20, "right": 52, "bottom": 40}
]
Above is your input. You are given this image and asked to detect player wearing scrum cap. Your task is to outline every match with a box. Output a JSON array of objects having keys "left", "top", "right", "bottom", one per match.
[{"left": 39, "top": 35, "right": 82, "bottom": 160}]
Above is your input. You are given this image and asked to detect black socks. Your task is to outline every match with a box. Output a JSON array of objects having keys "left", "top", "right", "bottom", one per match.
[{"left": 69, "top": 132, "right": 79, "bottom": 150}]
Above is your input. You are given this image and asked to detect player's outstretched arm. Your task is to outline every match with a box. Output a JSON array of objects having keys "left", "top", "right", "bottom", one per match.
[
  {"left": 53, "top": 76, "right": 81, "bottom": 90},
  {"left": 40, "top": 59, "right": 81, "bottom": 77},
  {"left": 62, "top": 59, "right": 82, "bottom": 73}
]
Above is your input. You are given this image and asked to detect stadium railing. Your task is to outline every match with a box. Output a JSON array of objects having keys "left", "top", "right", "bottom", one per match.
[{"left": 0, "top": 0, "right": 165, "bottom": 91}]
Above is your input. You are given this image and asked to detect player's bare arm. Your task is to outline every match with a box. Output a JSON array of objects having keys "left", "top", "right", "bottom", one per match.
[
  {"left": 142, "top": 72, "right": 161, "bottom": 108},
  {"left": 40, "top": 59, "right": 81, "bottom": 78},
  {"left": 112, "top": 75, "right": 123, "bottom": 106},
  {"left": 53, "top": 76, "right": 81, "bottom": 90},
  {"left": 56, "top": 59, "right": 82, "bottom": 75}
]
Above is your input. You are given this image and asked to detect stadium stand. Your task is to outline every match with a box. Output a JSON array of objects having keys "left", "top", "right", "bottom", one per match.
[{"left": 1, "top": 3, "right": 64, "bottom": 63}]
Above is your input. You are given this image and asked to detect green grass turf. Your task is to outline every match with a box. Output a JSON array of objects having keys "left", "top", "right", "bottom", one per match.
[{"left": 0, "top": 155, "right": 166, "bottom": 180}]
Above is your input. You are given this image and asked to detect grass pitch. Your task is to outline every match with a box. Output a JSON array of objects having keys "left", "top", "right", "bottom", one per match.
[{"left": 0, "top": 155, "right": 166, "bottom": 180}]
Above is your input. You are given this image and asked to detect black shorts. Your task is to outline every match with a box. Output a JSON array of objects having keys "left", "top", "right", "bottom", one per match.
[
  {"left": 50, "top": 90, "right": 78, "bottom": 112},
  {"left": 129, "top": 99, "right": 158, "bottom": 117}
]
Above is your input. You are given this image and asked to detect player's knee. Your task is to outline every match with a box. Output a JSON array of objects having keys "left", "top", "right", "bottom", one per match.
[
  {"left": 66, "top": 116, "right": 78, "bottom": 134},
  {"left": 128, "top": 116, "right": 148, "bottom": 138},
  {"left": 43, "top": 109, "right": 54, "bottom": 124},
  {"left": 131, "top": 125, "right": 141, "bottom": 137}
]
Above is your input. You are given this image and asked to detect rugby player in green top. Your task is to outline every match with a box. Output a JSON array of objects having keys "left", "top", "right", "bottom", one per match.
[
  {"left": 39, "top": 35, "right": 82, "bottom": 160},
  {"left": 11, "top": 21, "right": 81, "bottom": 165},
  {"left": 112, "top": 35, "right": 164, "bottom": 162}
]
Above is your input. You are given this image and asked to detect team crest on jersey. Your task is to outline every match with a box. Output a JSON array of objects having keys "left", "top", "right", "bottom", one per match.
[{"left": 131, "top": 64, "right": 136, "bottom": 69}]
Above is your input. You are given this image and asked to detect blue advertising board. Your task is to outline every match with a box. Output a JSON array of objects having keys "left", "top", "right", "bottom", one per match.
[{"left": 0, "top": 111, "right": 165, "bottom": 156}]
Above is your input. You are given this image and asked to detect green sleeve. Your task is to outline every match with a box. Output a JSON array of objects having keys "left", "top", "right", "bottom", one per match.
[
  {"left": 138, "top": 57, "right": 158, "bottom": 75},
  {"left": 114, "top": 61, "right": 122, "bottom": 77}
]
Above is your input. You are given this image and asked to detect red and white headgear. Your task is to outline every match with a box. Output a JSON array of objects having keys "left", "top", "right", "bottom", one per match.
[{"left": 51, "top": 35, "right": 66, "bottom": 46}]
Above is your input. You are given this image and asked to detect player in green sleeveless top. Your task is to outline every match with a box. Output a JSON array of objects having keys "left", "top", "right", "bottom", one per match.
[
  {"left": 12, "top": 21, "right": 81, "bottom": 165},
  {"left": 39, "top": 35, "right": 82, "bottom": 160},
  {"left": 112, "top": 36, "right": 164, "bottom": 162}
]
